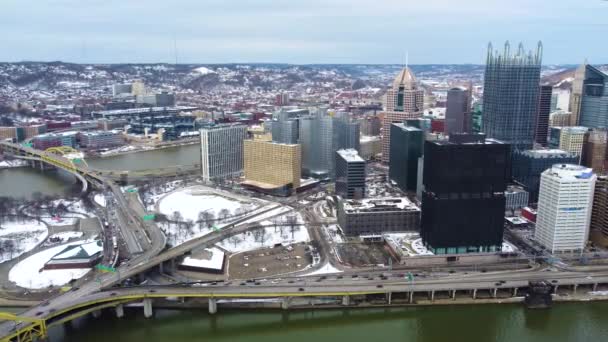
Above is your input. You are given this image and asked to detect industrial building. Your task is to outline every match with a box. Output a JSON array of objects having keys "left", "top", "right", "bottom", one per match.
[
  {"left": 389, "top": 123, "right": 423, "bottom": 193},
  {"left": 420, "top": 134, "right": 510, "bottom": 254},
  {"left": 511, "top": 149, "right": 579, "bottom": 203},
  {"left": 200, "top": 124, "right": 248, "bottom": 182},
  {"left": 243, "top": 140, "right": 301, "bottom": 196},
  {"left": 381, "top": 67, "right": 424, "bottom": 163},
  {"left": 337, "top": 197, "right": 421, "bottom": 236},
  {"left": 335, "top": 149, "right": 366, "bottom": 199},
  {"left": 535, "top": 164, "right": 596, "bottom": 254}
]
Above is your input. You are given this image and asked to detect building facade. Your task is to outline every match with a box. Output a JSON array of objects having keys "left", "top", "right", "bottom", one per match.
[
  {"left": 573, "top": 63, "right": 608, "bottom": 128},
  {"left": 536, "top": 85, "right": 553, "bottom": 146},
  {"left": 535, "top": 164, "right": 596, "bottom": 253},
  {"left": 445, "top": 87, "right": 471, "bottom": 135},
  {"left": 583, "top": 129, "right": 608, "bottom": 173},
  {"left": 389, "top": 123, "right": 423, "bottom": 192},
  {"left": 558, "top": 126, "right": 589, "bottom": 160},
  {"left": 78, "top": 131, "right": 123, "bottom": 149},
  {"left": 420, "top": 134, "right": 511, "bottom": 254},
  {"left": 505, "top": 185, "right": 530, "bottom": 212},
  {"left": 381, "top": 67, "right": 424, "bottom": 163},
  {"left": 337, "top": 197, "right": 420, "bottom": 236},
  {"left": 591, "top": 176, "right": 608, "bottom": 238},
  {"left": 199, "top": 124, "right": 247, "bottom": 181},
  {"left": 243, "top": 140, "right": 301, "bottom": 195},
  {"left": 335, "top": 149, "right": 366, "bottom": 199},
  {"left": 549, "top": 110, "right": 574, "bottom": 128},
  {"left": 482, "top": 42, "right": 542, "bottom": 151}
]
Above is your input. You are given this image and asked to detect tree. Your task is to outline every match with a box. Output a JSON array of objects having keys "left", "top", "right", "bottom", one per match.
[
  {"left": 4, "top": 240, "right": 15, "bottom": 259},
  {"left": 184, "top": 219, "right": 195, "bottom": 238},
  {"left": 218, "top": 209, "right": 230, "bottom": 222},
  {"left": 253, "top": 227, "right": 267, "bottom": 246},
  {"left": 285, "top": 215, "right": 299, "bottom": 240},
  {"left": 228, "top": 235, "right": 242, "bottom": 249},
  {"left": 197, "top": 211, "right": 209, "bottom": 231}
]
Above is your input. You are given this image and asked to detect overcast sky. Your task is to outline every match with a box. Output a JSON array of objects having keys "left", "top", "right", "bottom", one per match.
[{"left": 1, "top": 0, "right": 606, "bottom": 64}]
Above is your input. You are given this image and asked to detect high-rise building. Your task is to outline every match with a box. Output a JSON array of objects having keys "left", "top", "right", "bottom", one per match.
[
  {"left": 445, "top": 87, "right": 471, "bottom": 135},
  {"left": 131, "top": 80, "right": 146, "bottom": 96},
  {"left": 534, "top": 164, "right": 596, "bottom": 253},
  {"left": 512, "top": 149, "right": 579, "bottom": 203},
  {"left": 571, "top": 63, "right": 608, "bottom": 128},
  {"left": 483, "top": 41, "right": 543, "bottom": 151},
  {"left": 380, "top": 67, "right": 424, "bottom": 163},
  {"left": 243, "top": 140, "right": 301, "bottom": 196},
  {"left": 359, "top": 115, "right": 381, "bottom": 136},
  {"left": 558, "top": 126, "right": 589, "bottom": 160},
  {"left": 582, "top": 129, "right": 608, "bottom": 173},
  {"left": 334, "top": 112, "right": 360, "bottom": 152},
  {"left": 505, "top": 185, "right": 530, "bottom": 212},
  {"left": 335, "top": 149, "right": 366, "bottom": 199},
  {"left": 420, "top": 134, "right": 511, "bottom": 254},
  {"left": 471, "top": 102, "right": 483, "bottom": 134},
  {"left": 549, "top": 110, "right": 574, "bottom": 128},
  {"left": 590, "top": 176, "right": 608, "bottom": 239},
  {"left": 536, "top": 85, "right": 553, "bottom": 146},
  {"left": 337, "top": 197, "right": 420, "bottom": 236},
  {"left": 389, "top": 123, "right": 423, "bottom": 192},
  {"left": 199, "top": 124, "right": 247, "bottom": 181},
  {"left": 359, "top": 136, "right": 382, "bottom": 160}
]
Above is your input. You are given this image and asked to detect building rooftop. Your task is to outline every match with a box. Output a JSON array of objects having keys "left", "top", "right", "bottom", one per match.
[
  {"left": 342, "top": 197, "right": 420, "bottom": 213},
  {"left": 392, "top": 67, "right": 418, "bottom": 89},
  {"left": 93, "top": 106, "right": 197, "bottom": 116},
  {"left": 519, "top": 149, "right": 577, "bottom": 158},
  {"left": 545, "top": 164, "right": 595, "bottom": 180},
  {"left": 50, "top": 241, "right": 103, "bottom": 261},
  {"left": 337, "top": 149, "right": 364, "bottom": 162},
  {"left": 392, "top": 122, "right": 422, "bottom": 132}
]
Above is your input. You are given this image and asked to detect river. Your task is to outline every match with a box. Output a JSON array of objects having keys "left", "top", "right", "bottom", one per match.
[
  {"left": 0, "top": 144, "right": 200, "bottom": 197},
  {"left": 48, "top": 303, "right": 608, "bottom": 342}
]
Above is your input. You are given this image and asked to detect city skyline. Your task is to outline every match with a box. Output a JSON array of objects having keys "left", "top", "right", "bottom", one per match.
[{"left": 1, "top": 0, "right": 607, "bottom": 64}]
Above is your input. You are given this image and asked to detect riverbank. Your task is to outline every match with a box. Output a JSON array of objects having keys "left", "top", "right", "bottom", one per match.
[
  {"left": 90, "top": 139, "right": 199, "bottom": 159},
  {"left": 0, "top": 160, "right": 28, "bottom": 169}
]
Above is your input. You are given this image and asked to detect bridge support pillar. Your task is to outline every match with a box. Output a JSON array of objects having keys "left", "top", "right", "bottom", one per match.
[
  {"left": 430, "top": 290, "right": 435, "bottom": 302},
  {"left": 472, "top": 289, "right": 477, "bottom": 299},
  {"left": 281, "top": 297, "right": 290, "bottom": 310},
  {"left": 493, "top": 288, "right": 498, "bottom": 298},
  {"left": 593, "top": 283, "right": 598, "bottom": 292},
  {"left": 342, "top": 295, "right": 350, "bottom": 306},
  {"left": 92, "top": 310, "right": 102, "bottom": 318},
  {"left": 116, "top": 304, "right": 124, "bottom": 318},
  {"left": 409, "top": 291, "right": 414, "bottom": 304},
  {"left": 573, "top": 284, "right": 578, "bottom": 294},
  {"left": 170, "top": 259, "right": 176, "bottom": 272},
  {"left": 554, "top": 285, "right": 559, "bottom": 294},
  {"left": 143, "top": 298, "right": 153, "bottom": 318},
  {"left": 209, "top": 298, "right": 217, "bottom": 314},
  {"left": 159, "top": 262, "right": 164, "bottom": 274},
  {"left": 513, "top": 288, "right": 518, "bottom": 297},
  {"left": 387, "top": 292, "right": 392, "bottom": 305},
  {"left": 451, "top": 290, "right": 456, "bottom": 300}
]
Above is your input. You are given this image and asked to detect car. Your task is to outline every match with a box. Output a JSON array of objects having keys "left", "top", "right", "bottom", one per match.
[
  {"left": 35, "top": 312, "right": 43, "bottom": 316},
  {"left": 376, "top": 284, "right": 383, "bottom": 288},
  {"left": 551, "top": 280, "right": 558, "bottom": 283},
  {"left": 254, "top": 282, "right": 261, "bottom": 285},
  {"left": 288, "top": 280, "right": 295, "bottom": 284},
  {"left": 41, "top": 301, "right": 50, "bottom": 307},
  {"left": 298, "top": 288, "right": 305, "bottom": 292},
  {"left": 352, "top": 275, "right": 359, "bottom": 278},
  {"left": 149, "top": 289, "right": 157, "bottom": 293},
  {"left": 240, "top": 282, "right": 247, "bottom": 286},
  {"left": 110, "top": 292, "right": 117, "bottom": 296},
  {"left": 495, "top": 282, "right": 502, "bottom": 286}
]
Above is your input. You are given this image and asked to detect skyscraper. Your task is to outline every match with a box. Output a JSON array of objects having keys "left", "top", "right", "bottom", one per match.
[
  {"left": 199, "top": 124, "right": 247, "bottom": 181},
  {"left": 590, "top": 175, "right": 608, "bottom": 240},
  {"left": 243, "top": 140, "right": 301, "bottom": 196},
  {"left": 582, "top": 129, "right": 608, "bottom": 173},
  {"left": 420, "top": 134, "right": 511, "bottom": 254},
  {"left": 483, "top": 41, "right": 543, "bottom": 151},
  {"left": 558, "top": 126, "right": 589, "bottom": 161},
  {"left": 380, "top": 67, "right": 424, "bottom": 163},
  {"left": 535, "top": 85, "right": 553, "bottom": 146},
  {"left": 445, "top": 87, "right": 471, "bottom": 135},
  {"left": 389, "top": 123, "right": 423, "bottom": 192},
  {"left": 572, "top": 63, "right": 608, "bottom": 129},
  {"left": 334, "top": 111, "right": 361, "bottom": 152},
  {"left": 335, "top": 149, "right": 366, "bottom": 199},
  {"left": 535, "top": 164, "right": 596, "bottom": 253}
]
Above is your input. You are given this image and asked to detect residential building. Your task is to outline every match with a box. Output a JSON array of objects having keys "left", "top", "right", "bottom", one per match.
[
  {"left": 534, "top": 164, "right": 596, "bottom": 253},
  {"left": 421, "top": 134, "right": 511, "bottom": 254},
  {"left": 389, "top": 123, "right": 423, "bottom": 192},
  {"left": 536, "top": 85, "right": 553, "bottom": 146},
  {"left": 243, "top": 140, "right": 301, "bottom": 196},
  {"left": 482, "top": 41, "right": 542, "bottom": 151},
  {"left": 335, "top": 149, "right": 366, "bottom": 199},
  {"left": 381, "top": 67, "right": 424, "bottom": 163},
  {"left": 512, "top": 149, "right": 579, "bottom": 203},
  {"left": 572, "top": 63, "right": 608, "bottom": 128},
  {"left": 337, "top": 197, "right": 420, "bottom": 236},
  {"left": 199, "top": 124, "right": 247, "bottom": 181},
  {"left": 582, "top": 129, "right": 608, "bottom": 173}
]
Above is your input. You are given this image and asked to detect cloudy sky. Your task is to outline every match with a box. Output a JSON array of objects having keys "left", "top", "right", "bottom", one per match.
[{"left": 1, "top": 0, "right": 606, "bottom": 64}]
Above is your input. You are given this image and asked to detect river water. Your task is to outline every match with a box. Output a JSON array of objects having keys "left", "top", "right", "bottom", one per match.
[
  {"left": 48, "top": 303, "right": 608, "bottom": 342},
  {"left": 0, "top": 144, "right": 200, "bottom": 197}
]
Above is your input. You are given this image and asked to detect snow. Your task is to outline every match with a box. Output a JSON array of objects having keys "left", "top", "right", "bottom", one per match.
[
  {"left": 8, "top": 241, "right": 93, "bottom": 289},
  {"left": 54, "top": 247, "right": 82, "bottom": 259},
  {"left": 93, "top": 194, "right": 106, "bottom": 207},
  {"left": 217, "top": 213, "right": 309, "bottom": 253},
  {"left": 48, "top": 231, "right": 84, "bottom": 242},
  {"left": 302, "top": 263, "right": 343, "bottom": 276},
  {"left": 589, "top": 291, "right": 608, "bottom": 296},
  {"left": 0, "top": 160, "right": 28, "bottom": 168},
  {"left": 81, "top": 241, "right": 103, "bottom": 256},
  {"left": 181, "top": 248, "right": 224, "bottom": 270},
  {"left": 158, "top": 188, "right": 249, "bottom": 221},
  {"left": 193, "top": 67, "right": 216, "bottom": 75},
  {"left": 0, "top": 220, "right": 48, "bottom": 263},
  {"left": 323, "top": 224, "right": 344, "bottom": 243}
]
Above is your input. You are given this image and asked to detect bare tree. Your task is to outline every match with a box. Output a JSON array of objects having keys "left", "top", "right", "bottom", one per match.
[
  {"left": 253, "top": 227, "right": 267, "bottom": 246},
  {"left": 197, "top": 211, "right": 207, "bottom": 231},
  {"left": 228, "top": 235, "right": 242, "bottom": 249},
  {"left": 184, "top": 219, "right": 194, "bottom": 238},
  {"left": 285, "top": 215, "right": 299, "bottom": 240},
  {"left": 218, "top": 209, "right": 231, "bottom": 222}
]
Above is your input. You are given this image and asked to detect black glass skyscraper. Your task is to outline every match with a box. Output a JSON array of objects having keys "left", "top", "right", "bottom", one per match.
[
  {"left": 535, "top": 85, "right": 553, "bottom": 146},
  {"left": 483, "top": 41, "right": 542, "bottom": 151}
]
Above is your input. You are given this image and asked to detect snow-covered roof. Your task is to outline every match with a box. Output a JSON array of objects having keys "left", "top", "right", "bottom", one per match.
[
  {"left": 51, "top": 241, "right": 103, "bottom": 260},
  {"left": 181, "top": 248, "right": 224, "bottom": 270},
  {"left": 342, "top": 197, "right": 420, "bottom": 213},
  {"left": 337, "top": 149, "right": 364, "bottom": 162}
]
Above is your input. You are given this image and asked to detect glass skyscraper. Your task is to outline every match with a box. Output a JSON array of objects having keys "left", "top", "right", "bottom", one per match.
[
  {"left": 482, "top": 41, "right": 543, "bottom": 151},
  {"left": 575, "top": 64, "right": 608, "bottom": 129}
]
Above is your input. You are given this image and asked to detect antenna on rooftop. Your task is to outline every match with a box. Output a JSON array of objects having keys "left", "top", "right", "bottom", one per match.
[
  {"left": 173, "top": 34, "right": 178, "bottom": 65},
  {"left": 405, "top": 51, "right": 409, "bottom": 69}
]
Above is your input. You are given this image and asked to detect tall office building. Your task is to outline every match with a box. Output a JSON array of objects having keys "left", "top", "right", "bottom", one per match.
[
  {"left": 199, "top": 124, "right": 247, "bottom": 181},
  {"left": 536, "top": 85, "right": 553, "bottom": 146},
  {"left": 334, "top": 112, "right": 361, "bottom": 152},
  {"left": 335, "top": 149, "right": 366, "bottom": 199},
  {"left": 582, "top": 129, "right": 608, "bottom": 173},
  {"left": 512, "top": 149, "right": 579, "bottom": 203},
  {"left": 359, "top": 115, "right": 381, "bottom": 136},
  {"left": 420, "top": 134, "right": 511, "bottom": 254},
  {"left": 389, "top": 123, "right": 423, "bottom": 192},
  {"left": 380, "top": 67, "right": 424, "bottom": 163},
  {"left": 471, "top": 102, "right": 483, "bottom": 134},
  {"left": 535, "top": 164, "right": 596, "bottom": 253},
  {"left": 483, "top": 41, "right": 543, "bottom": 151},
  {"left": 549, "top": 110, "right": 574, "bottom": 128},
  {"left": 243, "top": 140, "right": 301, "bottom": 196},
  {"left": 445, "top": 87, "right": 471, "bottom": 135},
  {"left": 590, "top": 176, "right": 608, "bottom": 239},
  {"left": 271, "top": 108, "right": 303, "bottom": 144},
  {"left": 571, "top": 63, "right": 608, "bottom": 128},
  {"left": 558, "top": 126, "right": 589, "bottom": 160}
]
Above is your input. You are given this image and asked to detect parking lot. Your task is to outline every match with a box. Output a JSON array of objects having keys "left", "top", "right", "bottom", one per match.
[
  {"left": 228, "top": 243, "right": 312, "bottom": 279},
  {"left": 336, "top": 242, "right": 396, "bottom": 267}
]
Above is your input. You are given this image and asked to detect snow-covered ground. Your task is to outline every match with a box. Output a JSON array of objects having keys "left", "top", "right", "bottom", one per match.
[
  {"left": 93, "top": 194, "right": 106, "bottom": 207},
  {"left": 47, "top": 231, "right": 84, "bottom": 243},
  {"left": 158, "top": 187, "right": 257, "bottom": 221},
  {"left": 217, "top": 213, "right": 309, "bottom": 253},
  {"left": 385, "top": 233, "right": 518, "bottom": 257},
  {"left": 8, "top": 241, "right": 93, "bottom": 289},
  {"left": 23, "top": 198, "right": 95, "bottom": 226},
  {"left": 0, "top": 220, "right": 48, "bottom": 263},
  {"left": 302, "top": 263, "right": 343, "bottom": 276}
]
